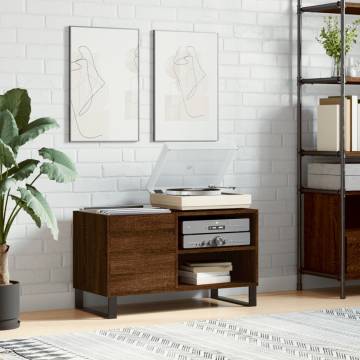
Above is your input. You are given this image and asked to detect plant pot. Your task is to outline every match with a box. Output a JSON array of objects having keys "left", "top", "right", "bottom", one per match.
[
  {"left": 0, "top": 281, "right": 20, "bottom": 330},
  {"left": 332, "top": 58, "right": 341, "bottom": 77}
]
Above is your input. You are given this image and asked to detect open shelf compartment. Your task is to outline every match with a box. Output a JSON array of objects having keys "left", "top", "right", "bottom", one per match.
[{"left": 177, "top": 249, "right": 257, "bottom": 288}]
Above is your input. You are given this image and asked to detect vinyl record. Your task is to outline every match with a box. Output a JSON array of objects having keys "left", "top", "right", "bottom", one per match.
[{"left": 165, "top": 188, "right": 222, "bottom": 196}]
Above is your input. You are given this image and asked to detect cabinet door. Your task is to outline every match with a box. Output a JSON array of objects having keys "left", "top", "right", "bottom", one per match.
[
  {"left": 303, "top": 193, "right": 340, "bottom": 275},
  {"left": 346, "top": 229, "right": 360, "bottom": 279},
  {"left": 110, "top": 253, "right": 176, "bottom": 295},
  {"left": 108, "top": 214, "right": 177, "bottom": 295}
]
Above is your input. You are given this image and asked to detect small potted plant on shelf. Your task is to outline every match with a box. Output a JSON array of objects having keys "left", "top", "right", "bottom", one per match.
[
  {"left": 0, "top": 88, "right": 77, "bottom": 330},
  {"left": 317, "top": 16, "right": 360, "bottom": 77}
]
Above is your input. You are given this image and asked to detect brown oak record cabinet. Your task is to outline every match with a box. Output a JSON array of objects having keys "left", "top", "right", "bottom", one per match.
[{"left": 73, "top": 208, "right": 258, "bottom": 318}]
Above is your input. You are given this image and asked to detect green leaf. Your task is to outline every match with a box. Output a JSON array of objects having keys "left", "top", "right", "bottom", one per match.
[
  {"left": 11, "top": 195, "right": 41, "bottom": 228},
  {"left": 17, "top": 185, "right": 58, "bottom": 239},
  {"left": 3, "top": 159, "right": 39, "bottom": 181},
  {"left": 0, "top": 110, "right": 18, "bottom": 144},
  {"left": 11, "top": 118, "right": 59, "bottom": 149},
  {"left": 0, "top": 178, "right": 16, "bottom": 195},
  {"left": 317, "top": 16, "right": 360, "bottom": 59},
  {"left": 39, "top": 148, "right": 77, "bottom": 183},
  {"left": 0, "top": 139, "right": 17, "bottom": 168},
  {"left": 0, "top": 89, "right": 31, "bottom": 130}
]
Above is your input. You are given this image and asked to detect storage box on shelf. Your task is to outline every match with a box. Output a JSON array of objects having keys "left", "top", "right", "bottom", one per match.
[{"left": 308, "top": 163, "right": 360, "bottom": 190}]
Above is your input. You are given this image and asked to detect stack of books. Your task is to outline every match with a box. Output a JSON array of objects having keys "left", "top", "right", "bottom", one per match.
[
  {"left": 317, "top": 95, "right": 359, "bottom": 151},
  {"left": 179, "top": 261, "right": 232, "bottom": 285}
]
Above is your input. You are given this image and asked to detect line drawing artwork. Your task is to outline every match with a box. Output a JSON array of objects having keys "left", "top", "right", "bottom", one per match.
[
  {"left": 70, "top": 27, "right": 139, "bottom": 142},
  {"left": 124, "top": 47, "right": 139, "bottom": 121},
  {"left": 172, "top": 45, "right": 207, "bottom": 119},
  {"left": 154, "top": 30, "right": 217, "bottom": 141},
  {"left": 126, "top": 47, "right": 138, "bottom": 74},
  {"left": 71, "top": 45, "right": 105, "bottom": 139}
]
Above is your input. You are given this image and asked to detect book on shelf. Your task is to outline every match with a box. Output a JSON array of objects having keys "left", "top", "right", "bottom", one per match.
[
  {"left": 317, "top": 97, "right": 351, "bottom": 151},
  {"left": 325, "top": 96, "right": 358, "bottom": 150},
  {"left": 178, "top": 270, "right": 230, "bottom": 280},
  {"left": 179, "top": 275, "right": 231, "bottom": 285},
  {"left": 185, "top": 261, "right": 232, "bottom": 266},
  {"left": 180, "top": 262, "right": 233, "bottom": 273},
  {"left": 317, "top": 96, "right": 359, "bottom": 151}
]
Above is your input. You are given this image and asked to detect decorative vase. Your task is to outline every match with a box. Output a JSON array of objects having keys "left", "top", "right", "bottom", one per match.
[
  {"left": 347, "top": 56, "right": 360, "bottom": 77},
  {"left": 0, "top": 281, "right": 20, "bottom": 330},
  {"left": 332, "top": 58, "right": 341, "bottom": 77}
]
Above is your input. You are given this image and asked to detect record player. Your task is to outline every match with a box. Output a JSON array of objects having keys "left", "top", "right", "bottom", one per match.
[{"left": 146, "top": 144, "right": 252, "bottom": 210}]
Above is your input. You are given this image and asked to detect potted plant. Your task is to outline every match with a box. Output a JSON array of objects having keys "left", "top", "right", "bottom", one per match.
[
  {"left": 0, "top": 88, "right": 77, "bottom": 330},
  {"left": 317, "top": 16, "right": 360, "bottom": 76}
]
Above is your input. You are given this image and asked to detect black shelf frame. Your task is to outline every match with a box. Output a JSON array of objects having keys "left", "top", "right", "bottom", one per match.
[
  {"left": 297, "top": 0, "right": 348, "bottom": 299},
  {"left": 300, "top": 150, "right": 340, "bottom": 157},
  {"left": 300, "top": 150, "right": 360, "bottom": 161},
  {"left": 300, "top": 77, "right": 341, "bottom": 84},
  {"left": 301, "top": 2, "right": 342, "bottom": 13},
  {"left": 301, "top": 187, "right": 341, "bottom": 195},
  {"left": 301, "top": 2, "right": 360, "bottom": 15},
  {"left": 300, "top": 76, "right": 360, "bottom": 84}
]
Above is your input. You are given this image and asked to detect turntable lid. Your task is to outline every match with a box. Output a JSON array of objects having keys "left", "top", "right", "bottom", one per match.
[{"left": 146, "top": 144, "right": 238, "bottom": 192}]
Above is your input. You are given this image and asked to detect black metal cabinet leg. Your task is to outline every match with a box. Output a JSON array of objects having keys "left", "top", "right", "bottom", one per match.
[
  {"left": 107, "top": 297, "right": 117, "bottom": 319},
  {"left": 74, "top": 289, "right": 118, "bottom": 319},
  {"left": 340, "top": 279, "right": 346, "bottom": 300},
  {"left": 297, "top": 274, "right": 303, "bottom": 291},
  {"left": 210, "top": 286, "right": 257, "bottom": 307},
  {"left": 75, "top": 289, "right": 84, "bottom": 309},
  {"left": 248, "top": 284, "right": 256, "bottom": 306}
]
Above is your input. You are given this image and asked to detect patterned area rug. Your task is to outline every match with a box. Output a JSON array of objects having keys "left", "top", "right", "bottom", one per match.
[{"left": 1, "top": 308, "right": 360, "bottom": 360}]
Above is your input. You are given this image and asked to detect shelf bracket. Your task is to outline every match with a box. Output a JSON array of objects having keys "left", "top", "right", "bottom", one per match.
[
  {"left": 75, "top": 289, "right": 117, "bottom": 319},
  {"left": 210, "top": 285, "right": 256, "bottom": 307}
]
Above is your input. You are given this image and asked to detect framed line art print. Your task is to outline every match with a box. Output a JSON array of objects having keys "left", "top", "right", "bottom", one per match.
[
  {"left": 69, "top": 26, "right": 139, "bottom": 142},
  {"left": 153, "top": 30, "right": 218, "bottom": 142}
]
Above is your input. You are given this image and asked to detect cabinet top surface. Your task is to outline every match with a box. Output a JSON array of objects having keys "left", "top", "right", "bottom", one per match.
[{"left": 74, "top": 207, "right": 258, "bottom": 217}]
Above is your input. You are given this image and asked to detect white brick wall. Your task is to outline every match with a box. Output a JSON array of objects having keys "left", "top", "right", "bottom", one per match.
[{"left": 0, "top": 0, "right": 315, "bottom": 311}]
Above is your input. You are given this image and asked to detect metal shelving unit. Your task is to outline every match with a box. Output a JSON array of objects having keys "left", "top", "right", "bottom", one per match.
[{"left": 297, "top": 1, "right": 360, "bottom": 299}]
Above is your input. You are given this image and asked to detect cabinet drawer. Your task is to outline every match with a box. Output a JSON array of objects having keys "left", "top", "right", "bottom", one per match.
[
  {"left": 110, "top": 271, "right": 176, "bottom": 295},
  {"left": 108, "top": 214, "right": 175, "bottom": 234},
  {"left": 110, "top": 253, "right": 176, "bottom": 275},
  {"left": 110, "top": 230, "right": 175, "bottom": 253},
  {"left": 346, "top": 230, "right": 360, "bottom": 278}
]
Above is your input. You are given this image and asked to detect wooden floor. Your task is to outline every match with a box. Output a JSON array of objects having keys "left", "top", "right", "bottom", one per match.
[{"left": 1, "top": 287, "right": 360, "bottom": 340}]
